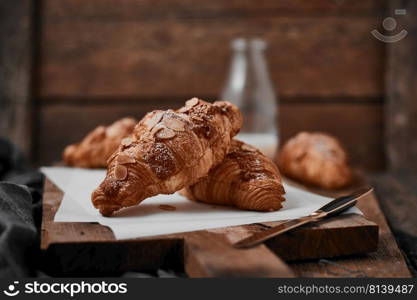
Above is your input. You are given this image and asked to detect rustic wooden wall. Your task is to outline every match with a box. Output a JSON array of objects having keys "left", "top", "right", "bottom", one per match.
[
  {"left": 386, "top": 0, "right": 417, "bottom": 172},
  {"left": 34, "top": 0, "right": 386, "bottom": 169},
  {"left": 0, "top": 0, "right": 33, "bottom": 156}
]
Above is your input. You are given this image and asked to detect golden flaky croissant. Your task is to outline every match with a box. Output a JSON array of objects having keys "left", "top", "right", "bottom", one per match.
[
  {"left": 63, "top": 117, "right": 137, "bottom": 168},
  {"left": 181, "top": 139, "right": 285, "bottom": 211},
  {"left": 92, "top": 98, "right": 242, "bottom": 216},
  {"left": 277, "top": 132, "right": 352, "bottom": 189}
]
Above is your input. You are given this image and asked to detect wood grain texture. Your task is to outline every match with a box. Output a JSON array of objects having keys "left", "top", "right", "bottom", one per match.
[
  {"left": 42, "top": 0, "right": 385, "bottom": 19},
  {"left": 369, "top": 172, "right": 417, "bottom": 276},
  {"left": 289, "top": 187, "right": 412, "bottom": 278},
  {"left": 34, "top": 0, "right": 386, "bottom": 170},
  {"left": 386, "top": 0, "right": 417, "bottom": 171},
  {"left": 265, "top": 214, "right": 378, "bottom": 261},
  {"left": 36, "top": 102, "right": 384, "bottom": 169},
  {"left": 40, "top": 178, "right": 392, "bottom": 277},
  {"left": 0, "top": 0, "right": 33, "bottom": 155},
  {"left": 38, "top": 7, "right": 384, "bottom": 99},
  {"left": 184, "top": 231, "right": 294, "bottom": 277}
]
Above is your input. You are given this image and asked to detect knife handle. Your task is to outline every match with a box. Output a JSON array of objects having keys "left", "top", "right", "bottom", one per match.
[{"left": 234, "top": 217, "right": 312, "bottom": 249}]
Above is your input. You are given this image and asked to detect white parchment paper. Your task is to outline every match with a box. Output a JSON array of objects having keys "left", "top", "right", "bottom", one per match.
[{"left": 41, "top": 167, "right": 360, "bottom": 240}]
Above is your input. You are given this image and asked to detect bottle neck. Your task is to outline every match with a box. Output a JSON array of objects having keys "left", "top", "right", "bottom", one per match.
[
  {"left": 221, "top": 39, "right": 248, "bottom": 103},
  {"left": 250, "top": 39, "right": 275, "bottom": 94}
]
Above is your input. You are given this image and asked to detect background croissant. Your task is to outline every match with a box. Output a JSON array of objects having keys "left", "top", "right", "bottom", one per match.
[
  {"left": 92, "top": 98, "right": 242, "bottom": 216},
  {"left": 277, "top": 132, "right": 352, "bottom": 189},
  {"left": 63, "top": 117, "right": 137, "bottom": 168},
  {"left": 181, "top": 139, "right": 285, "bottom": 211}
]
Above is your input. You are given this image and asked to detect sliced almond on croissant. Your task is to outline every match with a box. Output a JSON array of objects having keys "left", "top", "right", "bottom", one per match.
[
  {"left": 145, "top": 111, "right": 164, "bottom": 129},
  {"left": 164, "top": 118, "right": 185, "bottom": 132},
  {"left": 114, "top": 164, "right": 128, "bottom": 180},
  {"left": 186, "top": 98, "right": 199, "bottom": 107},
  {"left": 117, "top": 153, "right": 136, "bottom": 164},
  {"left": 156, "top": 127, "right": 176, "bottom": 139},
  {"left": 121, "top": 137, "right": 133, "bottom": 147}
]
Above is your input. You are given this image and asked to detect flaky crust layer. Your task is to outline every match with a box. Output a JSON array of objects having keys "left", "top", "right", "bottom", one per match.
[
  {"left": 92, "top": 98, "right": 242, "bottom": 216},
  {"left": 181, "top": 139, "right": 285, "bottom": 211},
  {"left": 63, "top": 117, "right": 137, "bottom": 168},
  {"left": 277, "top": 132, "right": 352, "bottom": 189}
]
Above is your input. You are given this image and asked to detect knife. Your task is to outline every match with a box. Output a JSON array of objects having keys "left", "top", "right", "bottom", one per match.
[{"left": 234, "top": 187, "right": 373, "bottom": 249}]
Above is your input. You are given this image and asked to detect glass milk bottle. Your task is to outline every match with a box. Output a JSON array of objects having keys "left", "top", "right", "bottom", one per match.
[{"left": 221, "top": 38, "right": 279, "bottom": 159}]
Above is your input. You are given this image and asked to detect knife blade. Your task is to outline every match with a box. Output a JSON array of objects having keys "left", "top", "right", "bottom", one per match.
[{"left": 234, "top": 187, "right": 373, "bottom": 249}]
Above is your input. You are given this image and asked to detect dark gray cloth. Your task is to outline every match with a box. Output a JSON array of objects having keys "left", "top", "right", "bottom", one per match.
[
  {"left": 0, "top": 137, "right": 43, "bottom": 277},
  {"left": 0, "top": 183, "right": 37, "bottom": 276},
  {"left": 0, "top": 137, "right": 179, "bottom": 278}
]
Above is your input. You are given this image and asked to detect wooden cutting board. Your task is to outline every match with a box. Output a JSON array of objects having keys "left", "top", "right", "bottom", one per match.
[{"left": 40, "top": 178, "right": 387, "bottom": 277}]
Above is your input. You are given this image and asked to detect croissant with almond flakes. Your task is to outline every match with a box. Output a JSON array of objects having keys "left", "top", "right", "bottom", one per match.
[
  {"left": 181, "top": 139, "right": 285, "bottom": 211},
  {"left": 92, "top": 98, "right": 242, "bottom": 216},
  {"left": 63, "top": 117, "right": 137, "bottom": 168}
]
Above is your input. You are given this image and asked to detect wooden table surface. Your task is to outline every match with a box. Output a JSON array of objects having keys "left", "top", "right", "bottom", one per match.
[
  {"left": 261, "top": 174, "right": 412, "bottom": 277},
  {"left": 41, "top": 175, "right": 412, "bottom": 277},
  {"left": 289, "top": 186, "right": 411, "bottom": 277},
  {"left": 369, "top": 172, "right": 417, "bottom": 277}
]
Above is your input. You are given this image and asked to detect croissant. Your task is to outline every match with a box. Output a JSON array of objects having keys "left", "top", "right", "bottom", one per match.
[
  {"left": 277, "top": 132, "right": 352, "bottom": 189},
  {"left": 92, "top": 98, "right": 242, "bottom": 216},
  {"left": 63, "top": 117, "right": 137, "bottom": 168},
  {"left": 181, "top": 139, "right": 285, "bottom": 211}
]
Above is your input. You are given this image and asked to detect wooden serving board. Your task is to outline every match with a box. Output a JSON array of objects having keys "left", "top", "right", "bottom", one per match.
[{"left": 39, "top": 178, "right": 403, "bottom": 277}]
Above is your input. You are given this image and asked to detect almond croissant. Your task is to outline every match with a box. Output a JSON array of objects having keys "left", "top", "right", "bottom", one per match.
[
  {"left": 92, "top": 98, "right": 242, "bottom": 216},
  {"left": 277, "top": 132, "right": 352, "bottom": 189},
  {"left": 63, "top": 117, "right": 137, "bottom": 168},
  {"left": 181, "top": 139, "right": 285, "bottom": 211}
]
